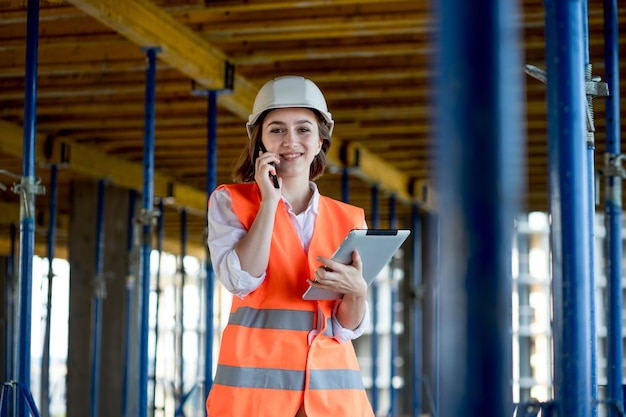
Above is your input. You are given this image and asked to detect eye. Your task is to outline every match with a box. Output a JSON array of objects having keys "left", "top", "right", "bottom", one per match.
[
  {"left": 298, "top": 127, "right": 311, "bottom": 133},
  {"left": 269, "top": 127, "right": 284, "bottom": 134}
]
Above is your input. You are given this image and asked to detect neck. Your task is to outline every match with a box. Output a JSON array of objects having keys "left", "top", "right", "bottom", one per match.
[{"left": 280, "top": 178, "right": 313, "bottom": 214}]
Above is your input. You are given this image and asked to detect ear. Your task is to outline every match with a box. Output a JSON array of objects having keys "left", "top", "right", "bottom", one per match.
[{"left": 316, "top": 136, "right": 323, "bottom": 155}]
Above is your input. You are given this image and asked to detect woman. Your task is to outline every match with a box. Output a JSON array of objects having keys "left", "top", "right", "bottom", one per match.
[{"left": 206, "top": 75, "right": 375, "bottom": 417}]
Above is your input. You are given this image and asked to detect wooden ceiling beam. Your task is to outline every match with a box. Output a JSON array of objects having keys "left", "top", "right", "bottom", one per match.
[
  {"left": 200, "top": 17, "right": 428, "bottom": 42},
  {"left": 65, "top": 0, "right": 227, "bottom": 89},
  {"left": 231, "top": 42, "right": 426, "bottom": 66},
  {"left": 167, "top": 0, "right": 422, "bottom": 15},
  {"left": 0, "top": 119, "right": 208, "bottom": 215}
]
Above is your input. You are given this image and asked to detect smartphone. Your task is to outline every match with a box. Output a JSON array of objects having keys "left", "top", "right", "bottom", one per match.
[{"left": 258, "top": 142, "right": 280, "bottom": 189}]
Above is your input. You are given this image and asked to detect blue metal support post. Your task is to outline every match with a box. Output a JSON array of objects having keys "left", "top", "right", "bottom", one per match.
[
  {"left": 388, "top": 194, "right": 398, "bottom": 417},
  {"left": 369, "top": 185, "right": 379, "bottom": 413},
  {"left": 138, "top": 47, "right": 159, "bottom": 417},
  {"left": 544, "top": 1, "right": 593, "bottom": 416},
  {"left": 435, "top": 0, "right": 523, "bottom": 414},
  {"left": 90, "top": 180, "right": 106, "bottom": 417},
  {"left": 410, "top": 204, "right": 422, "bottom": 416},
  {"left": 150, "top": 199, "right": 164, "bottom": 416},
  {"left": 204, "top": 90, "right": 218, "bottom": 400},
  {"left": 40, "top": 164, "right": 57, "bottom": 417},
  {"left": 122, "top": 189, "right": 136, "bottom": 417},
  {"left": 603, "top": 0, "right": 622, "bottom": 413},
  {"left": 176, "top": 208, "right": 187, "bottom": 414},
  {"left": 581, "top": 0, "right": 598, "bottom": 413},
  {"left": 16, "top": 0, "right": 43, "bottom": 416},
  {"left": 4, "top": 224, "right": 16, "bottom": 383}
]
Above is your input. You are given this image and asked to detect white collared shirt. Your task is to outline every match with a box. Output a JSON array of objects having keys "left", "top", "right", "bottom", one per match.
[{"left": 207, "top": 182, "right": 369, "bottom": 343}]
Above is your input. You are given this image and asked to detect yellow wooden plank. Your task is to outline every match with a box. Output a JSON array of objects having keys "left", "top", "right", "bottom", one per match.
[
  {"left": 0, "top": 119, "right": 208, "bottom": 214},
  {"left": 344, "top": 142, "right": 413, "bottom": 202},
  {"left": 66, "top": 0, "right": 228, "bottom": 90}
]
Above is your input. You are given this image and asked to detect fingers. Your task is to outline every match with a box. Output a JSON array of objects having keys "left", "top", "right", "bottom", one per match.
[
  {"left": 255, "top": 151, "right": 280, "bottom": 192},
  {"left": 317, "top": 250, "right": 362, "bottom": 273}
]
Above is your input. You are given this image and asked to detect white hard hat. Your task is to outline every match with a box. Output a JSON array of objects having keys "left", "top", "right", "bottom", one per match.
[{"left": 246, "top": 76, "right": 334, "bottom": 139}]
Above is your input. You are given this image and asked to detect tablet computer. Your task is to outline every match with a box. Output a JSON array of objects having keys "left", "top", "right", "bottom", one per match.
[{"left": 302, "top": 229, "right": 411, "bottom": 300}]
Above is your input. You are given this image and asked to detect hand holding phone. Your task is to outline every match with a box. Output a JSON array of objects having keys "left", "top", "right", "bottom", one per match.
[{"left": 258, "top": 142, "right": 280, "bottom": 189}]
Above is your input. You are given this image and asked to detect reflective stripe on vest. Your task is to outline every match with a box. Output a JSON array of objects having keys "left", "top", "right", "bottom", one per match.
[
  {"left": 229, "top": 306, "right": 333, "bottom": 337},
  {"left": 215, "top": 365, "right": 365, "bottom": 391}
]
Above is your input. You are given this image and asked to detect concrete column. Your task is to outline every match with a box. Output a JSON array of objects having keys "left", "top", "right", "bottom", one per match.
[{"left": 67, "top": 181, "right": 131, "bottom": 417}]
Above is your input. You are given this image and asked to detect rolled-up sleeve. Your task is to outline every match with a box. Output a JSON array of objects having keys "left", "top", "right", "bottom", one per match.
[
  {"left": 207, "top": 189, "right": 265, "bottom": 298},
  {"left": 332, "top": 302, "right": 370, "bottom": 343}
]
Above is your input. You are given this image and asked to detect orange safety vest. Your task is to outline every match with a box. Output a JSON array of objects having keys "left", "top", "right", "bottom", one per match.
[{"left": 206, "top": 183, "right": 375, "bottom": 417}]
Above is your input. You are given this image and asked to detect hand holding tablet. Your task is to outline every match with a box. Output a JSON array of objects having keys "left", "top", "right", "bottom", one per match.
[{"left": 302, "top": 229, "right": 411, "bottom": 300}]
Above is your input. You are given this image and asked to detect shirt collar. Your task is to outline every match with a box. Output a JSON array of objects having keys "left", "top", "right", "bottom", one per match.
[{"left": 281, "top": 181, "right": 320, "bottom": 215}]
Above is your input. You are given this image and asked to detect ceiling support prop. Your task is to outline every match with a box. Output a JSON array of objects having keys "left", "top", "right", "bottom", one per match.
[
  {"left": 544, "top": 0, "right": 593, "bottom": 415},
  {"left": 191, "top": 65, "right": 236, "bottom": 406},
  {"left": 435, "top": 0, "right": 523, "bottom": 414},
  {"left": 137, "top": 47, "right": 161, "bottom": 417},
  {"left": 90, "top": 180, "right": 107, "bottom": 417},
  {"left": 601, "top": 0, "right": 623, "bottom": 414},
  {"left": 40, "top": 164, "right": 58, "bottom": 417},
  {"left": 369, "top": 184, "right": 380, "bottom": 414},
  {"left": 12, "top": 1, "right": 46, "bottom": 416}
]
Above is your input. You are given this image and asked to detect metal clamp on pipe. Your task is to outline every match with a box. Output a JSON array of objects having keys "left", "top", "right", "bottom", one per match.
[
  {"left": 601, "top": 153, "right": 624, "bottom": 209},
  {"left": 133, "top": 208, "right": 161, "bottom": 246},
  {"left": 12, "top": 175, "right": 45, "bottom": 219},
  {"left": 603, "top": 153, "right": 626, "bottom": 179}
]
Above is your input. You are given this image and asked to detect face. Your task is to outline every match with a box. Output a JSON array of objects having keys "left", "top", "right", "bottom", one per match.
[{"left": 261, "top": 108, "right": 323, "bottom": 180}]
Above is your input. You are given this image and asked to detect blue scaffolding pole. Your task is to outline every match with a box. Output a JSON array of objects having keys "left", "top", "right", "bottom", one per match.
[
  {"left": 150, "top": 199, "right": 164, "bottom": 416},
  {"left": 40, "top": 164, "right": 57, "bottom": 417},
  {"left": 410, "top": 204, "right": 422, "bottom": 417},
  {"left": 581, "top": 1, "right": 598, "bottom": 414},
  {"left": 90, "top": 180, "right": 106, "bottom": 417},
  {"left": 176, "top": 208, "right": 187, "bottom": 414},
  {"left": 138, "top": 47, "right": 159, "bottom": 417},
  {"left": 544, "top": 1, "right": 593, "bottom": 416},
  {"left": 603, "top": 0, "right": 622, "bottom": 414},
  {"left": 435, "top": 0, "right": 522, "bottom": 414},
  {"left": 388, "top": 194, "right": 398, "bottom": 417},
  {"left": 16, "top": 0, "right": 43, "bottom": 416},
  {"left": 122, "top": 189, "right": 136, "bottom": 417},
  {"left": 204, "top": 89, "right": 218, "bottom": 400},
  {"left": 369, "top": 184, "right": 379, "bottom": 413},
  {"left": 4, "top": 224, "right": 16, "bottom": 384}
]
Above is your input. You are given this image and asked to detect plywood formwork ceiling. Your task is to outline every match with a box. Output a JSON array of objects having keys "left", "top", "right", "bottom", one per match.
[{"left": 0, "top": 0, "right": 625, "bottom": 257}]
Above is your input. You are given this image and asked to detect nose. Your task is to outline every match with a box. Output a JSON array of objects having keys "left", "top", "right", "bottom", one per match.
[{"left": 282, "top": 128, "right": 297, "bottom": 147}]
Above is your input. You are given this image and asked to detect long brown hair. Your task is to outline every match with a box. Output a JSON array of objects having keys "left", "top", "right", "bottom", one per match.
[{"left": 232, "top": 109, "right": 332, "bottom": 183}]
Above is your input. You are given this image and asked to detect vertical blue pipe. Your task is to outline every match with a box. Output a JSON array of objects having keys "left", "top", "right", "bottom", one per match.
[
  {"left": 17, "top": 1, "right": 40, "bottom": 416},
  {"left": 5, "top": 224, "right": 16, "bottom": 384},
  {"left": 369, "top": 185, "right": 379, "bottom": 413},
  {"left": 138, "top": 47, "right": 158, "bottom": 417},
  {"left": 90, "top": 180, "right": 106, "bottom": 417},
  {"left": 544, "top": 1, "right": 592, "bottom": 416},
  {"left": 151, "top": 199, "right": 164, "bottom": 416},
  {"left": 177, "top": 208, "right": 187, "bottom": 411},
  {"left": 204, "top": 90, "right": 217, "bottom": 400},
  {"left": 122, "top": 189, "right": 136, "bottom": 417},
  {"left": 411, "top": 204, "right": 422, "bottom": 416},
  {"left": 40, "top": 164, "right": 57, "bottom": 417},
  {"left": 581, "top": 4, "right": 598, "bottom": 414},
  {"left": 435, "top": 0, "right": 522, "bottom": 414},
  {"left": 388, "top": 194, "right": 397, "bottom": 417},
  {"left": 603, "top": 0, "right": 622, "bottom": 413}
]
